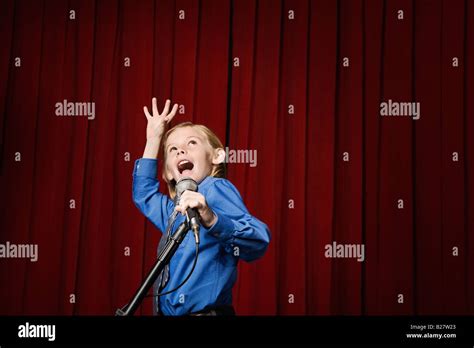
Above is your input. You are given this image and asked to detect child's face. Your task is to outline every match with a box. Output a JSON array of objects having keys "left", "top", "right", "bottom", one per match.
[{"left": 164, "top": 126, "right": 217, "bottom": 184}]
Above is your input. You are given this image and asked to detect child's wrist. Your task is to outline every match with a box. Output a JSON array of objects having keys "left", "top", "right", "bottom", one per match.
[
  {"left": 200, "top": 207, "right": 217, "bottom": 228},
  {"left": 146, "top": 137, "right": 161, "bottom": 145},
  {"left": 142, "top": 138, "right": 161, "bottom": 159}
]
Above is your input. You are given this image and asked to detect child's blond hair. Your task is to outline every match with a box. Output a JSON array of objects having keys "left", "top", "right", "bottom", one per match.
[{"left": 161, "top": 122, "right": 226, "bottom": 198}]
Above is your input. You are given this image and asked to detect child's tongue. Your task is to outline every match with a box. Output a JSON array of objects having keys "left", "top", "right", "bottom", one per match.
[{"left": 181, "top": 169, "right": 193, "bottom": 177}]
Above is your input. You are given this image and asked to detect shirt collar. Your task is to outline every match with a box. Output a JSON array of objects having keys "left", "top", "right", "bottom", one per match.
[{"left": 197, "top": 175, "right": 214, "bottom": 192}]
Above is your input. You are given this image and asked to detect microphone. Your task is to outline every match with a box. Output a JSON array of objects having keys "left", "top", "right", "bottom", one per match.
[{"left": 175, "top": 177, "right": 200, "bottom": 244}]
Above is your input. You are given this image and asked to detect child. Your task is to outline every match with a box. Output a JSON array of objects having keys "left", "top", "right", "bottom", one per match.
[{"left": 132, "top": 98, "right": 271, "bottom": 316}]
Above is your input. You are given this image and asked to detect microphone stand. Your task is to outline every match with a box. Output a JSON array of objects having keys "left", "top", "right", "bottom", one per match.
[{"left": 115, "top": 220, "right": 191, "bottom": 316}]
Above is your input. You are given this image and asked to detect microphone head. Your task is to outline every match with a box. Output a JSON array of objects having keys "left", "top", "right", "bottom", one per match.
[{"left": 175, "top": 177, "right": 198, "bottom": 200}]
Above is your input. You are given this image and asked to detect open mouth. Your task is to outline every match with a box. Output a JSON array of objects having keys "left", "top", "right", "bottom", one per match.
[{"left": 177, "top": 159, "right": 194, "bottom": 175}]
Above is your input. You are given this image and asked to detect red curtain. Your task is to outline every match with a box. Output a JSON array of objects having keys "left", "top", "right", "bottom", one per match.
[{"left": 1, "top": 0, "right": 473, "bottom": 315}]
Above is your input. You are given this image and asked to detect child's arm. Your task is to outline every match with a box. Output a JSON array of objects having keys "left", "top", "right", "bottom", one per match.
[
  {"left": 132, "top": 159, "right": 173, "bottom": 233},
  {"left": 132, "top": 98, "right": 178, "bottom": 232},
  {"left": 177, "top": 180, "right": 271, "bottom": 261},
  {"left": 206, "top": 180, "right": 270, "bottom": 261}
]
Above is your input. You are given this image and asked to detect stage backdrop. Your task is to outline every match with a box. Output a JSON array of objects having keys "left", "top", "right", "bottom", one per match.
[{"left": 1, "top": 0, "right": 474, "bottom": 315}]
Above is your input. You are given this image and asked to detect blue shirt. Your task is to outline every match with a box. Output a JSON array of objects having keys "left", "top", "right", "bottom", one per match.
[{"left": 132, "top": 158, "right": 271, "bottom": 315}]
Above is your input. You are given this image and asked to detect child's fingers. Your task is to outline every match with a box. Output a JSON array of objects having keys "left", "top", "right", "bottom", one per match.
[
  {"left": 165, "top": 104, "right": 178, "bottom": 122},
  {"left": 175, "top": 205, "right": 190, "bottom": 215},
  {"left": 152, "top": 97, "right": 159, "bottom": 117},
  {"left": 177, "top": 193, "right": 203, "bottom": 211},
  {"left": 161, "top": 99, "right": 171, "bottom": 116},
  {"left": 143, "top": 106, "right": 152, "bottom": 119},
  {"left": 175, "top": 202, "right": 188, "bottom": 213}
]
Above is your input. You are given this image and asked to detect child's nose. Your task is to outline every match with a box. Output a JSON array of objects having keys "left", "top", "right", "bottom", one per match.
[{"left": 177, "top": 148, "right": 186, "bottom": 155}]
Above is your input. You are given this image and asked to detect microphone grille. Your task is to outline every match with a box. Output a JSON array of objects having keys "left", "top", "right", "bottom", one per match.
[{"left": 175, "top": 177, "right": 198, "bottom": 200}]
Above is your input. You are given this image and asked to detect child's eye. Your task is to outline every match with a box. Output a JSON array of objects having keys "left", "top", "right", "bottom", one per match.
[
  {"left": 169, "top": 146, "right": 177, "bottom": 153},
  {"left": 188, "top": 140, "right": 197, "bottom": 146}
]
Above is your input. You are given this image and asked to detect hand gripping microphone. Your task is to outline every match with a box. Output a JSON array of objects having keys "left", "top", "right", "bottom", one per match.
[{"left": 175, "top": 177, "right": 201, "bottom": 244}]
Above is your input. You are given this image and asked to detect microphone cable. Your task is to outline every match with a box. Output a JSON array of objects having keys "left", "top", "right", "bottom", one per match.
[
  {"left": 148, "top": 240, "right": 199, "bottom": 298},
  {"left": 116, "top": 233, "right": 199, "bottom": 313},
  {"left": 147, "top": 208, "right": 200, "bottom": 297}
]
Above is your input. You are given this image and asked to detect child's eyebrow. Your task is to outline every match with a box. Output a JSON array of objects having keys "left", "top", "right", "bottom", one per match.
[{"left": 165, "top": 135, "right": 202, "bottom": 150}]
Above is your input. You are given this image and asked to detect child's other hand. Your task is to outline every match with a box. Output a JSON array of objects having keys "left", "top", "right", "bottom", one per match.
[
  {"left": 143, "top": 98, "right": 178, "bottom": 142},
  {"left": 175, "top": 191, "right": 217, "bottom": 228}
]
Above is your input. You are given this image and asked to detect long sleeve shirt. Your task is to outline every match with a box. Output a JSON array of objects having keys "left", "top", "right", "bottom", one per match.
[{"left": 132, "top": 158, "right": 271, "bottom": 315}]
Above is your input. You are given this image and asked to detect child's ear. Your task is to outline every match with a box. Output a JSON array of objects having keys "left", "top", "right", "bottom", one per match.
[{"left": 212, "top": 148, "right": 226, "bottom": 165}]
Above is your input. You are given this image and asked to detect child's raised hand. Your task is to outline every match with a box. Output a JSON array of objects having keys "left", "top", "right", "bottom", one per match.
[
  {"left": 143, "top": 98, "right": 178, "bottom": 142},
  {"left": 175, "top": 191, "right": 217, "bottom": 228}
]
